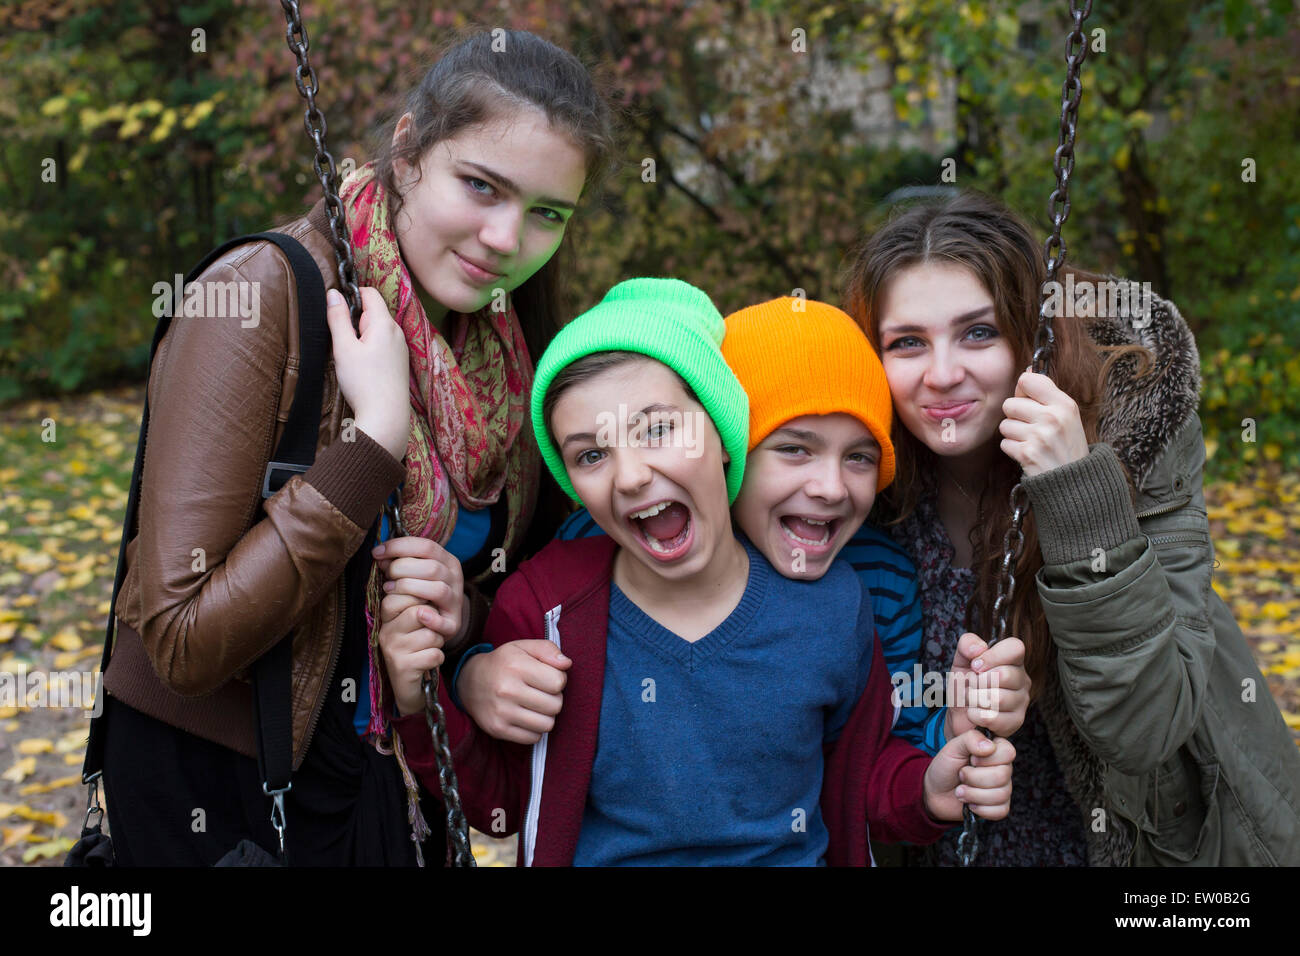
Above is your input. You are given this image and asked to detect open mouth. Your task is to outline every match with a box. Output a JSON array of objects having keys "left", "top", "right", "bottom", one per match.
[
  {"left": 779, "top": 515, "right": 840, "bottom": 553},
  {"left": 627, "top": 499, "right": 694, "bottom": 561}
]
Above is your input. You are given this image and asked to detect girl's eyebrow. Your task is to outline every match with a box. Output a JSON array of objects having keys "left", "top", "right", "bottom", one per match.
[
  {"left": 882, "top": 305, "right": 994, "bottom": 336},
  {"left": 462, "top": 161, "right": 578, "bottom": 210}
]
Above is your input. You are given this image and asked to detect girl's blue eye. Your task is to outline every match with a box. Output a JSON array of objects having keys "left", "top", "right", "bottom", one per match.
[
  {"left": 885, "top": 336, "right": 923, "bottom": 351},
  {"left": 967, "top": 324, "right": 998, "bottom": 341},
  {"left": 467, "top": 177, "right": 493, "bottom": 195},
  {"left": 576, "top": 449, "right": 603, "bottom": 466}
]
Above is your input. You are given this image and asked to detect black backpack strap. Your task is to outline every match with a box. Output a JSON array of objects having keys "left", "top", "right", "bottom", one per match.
[{"left": 83, "top": 232, "right": 328, "bottom": 825}]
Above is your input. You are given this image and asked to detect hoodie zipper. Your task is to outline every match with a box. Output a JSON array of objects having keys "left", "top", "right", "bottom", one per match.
[{"left": 522, "top": 604, "right": 562, "bottom": 867}]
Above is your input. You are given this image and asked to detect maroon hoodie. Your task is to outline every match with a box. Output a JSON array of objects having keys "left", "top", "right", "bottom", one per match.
[{"left": 394, "top": 534, "right": 950, "bottom": 865}]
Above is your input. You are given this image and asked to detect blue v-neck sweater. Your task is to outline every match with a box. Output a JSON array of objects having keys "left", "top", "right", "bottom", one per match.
[{"left": 571, "top": 535, "right": 872, "bottom": 865}]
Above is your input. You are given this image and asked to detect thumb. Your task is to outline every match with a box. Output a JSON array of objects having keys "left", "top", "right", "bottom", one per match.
[
  {"left": 953, "top": 632, "right": 988, "bottom": 670},
  {"left": 519, "top": 639, "right": 572, "bottom": 669},
  {"left": 326, "top": 288, "right": 357, "bottom": 342},
  {"left": 951, "top": 728, "right": 999, "bottom": 762}
]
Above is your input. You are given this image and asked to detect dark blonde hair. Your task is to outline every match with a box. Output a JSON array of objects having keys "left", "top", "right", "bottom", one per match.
[{"left": 841, "top": 190, "right": 1150, "bottom": 692}]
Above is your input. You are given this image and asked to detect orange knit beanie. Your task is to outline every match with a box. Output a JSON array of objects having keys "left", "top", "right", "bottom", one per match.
[{"left": 721, "top": 296, "right": 895, "bottom": 491}]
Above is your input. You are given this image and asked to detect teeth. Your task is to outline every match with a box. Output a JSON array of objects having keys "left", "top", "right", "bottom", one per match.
[
  {"left": 631, "top": 501, "right": 671, "bottom": 520},
  {"left": 784, "top": 519, "right": 832, "bottom": 547}
]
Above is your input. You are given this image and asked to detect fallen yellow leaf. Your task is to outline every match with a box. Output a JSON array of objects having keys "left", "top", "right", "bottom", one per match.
[
  {"left": 55, "top": 731, "right": 85, "bottom": 754},
  {"left": 1, "top": 757, "right": 36, "bottom": 784},
  {"left": 22, "top": 837, "right": 75, "bottom": 863},
  {"left": 49, "top": 629, "right": 83, "bottom": 652},
  {"left": 18, "top": 774, "right": 81, "bottom": 796},
  {"left": 17, "top": 738, "right": 54, "bottom": 756},
  {"left": 13, "top": 806, "right": 68, "bottom": 828},
  {"left": 1, "top": 824, "right": 35, "bottom": 850},
  {"left": 15, "top": 551, "right": 53, "bottom": 574}
]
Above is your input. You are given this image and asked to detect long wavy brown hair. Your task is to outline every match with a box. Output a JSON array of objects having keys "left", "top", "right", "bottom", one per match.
[{"left": 841, "top": 190, "right": 1151, "bottom": 694}]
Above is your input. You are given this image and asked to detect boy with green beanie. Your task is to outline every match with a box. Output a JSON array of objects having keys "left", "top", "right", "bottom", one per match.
[{"left": 386, "top": 279, "right": 1015, "bottom": 865}]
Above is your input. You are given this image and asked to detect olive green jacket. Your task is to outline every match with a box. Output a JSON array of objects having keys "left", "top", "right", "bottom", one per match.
[{"left": 1020, "top": 280, "right": 1300, "bottom": 865}]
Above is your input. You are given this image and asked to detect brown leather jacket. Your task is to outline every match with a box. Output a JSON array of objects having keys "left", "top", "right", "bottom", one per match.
[{"left": 105, "top": 201, "right": 410, "bottom": 768}]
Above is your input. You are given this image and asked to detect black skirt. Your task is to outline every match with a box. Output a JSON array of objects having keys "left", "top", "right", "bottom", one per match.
[{"left": 101, "top": 648, "right": 445, "bottom": 866}]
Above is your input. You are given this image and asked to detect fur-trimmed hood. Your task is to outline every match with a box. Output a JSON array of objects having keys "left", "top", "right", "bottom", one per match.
[{"left": 1080, "top": 277, "right": 1202, "bottom": 488}]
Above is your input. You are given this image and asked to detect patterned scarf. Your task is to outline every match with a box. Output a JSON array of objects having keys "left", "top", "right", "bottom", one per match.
[{"left": 340, "top": 161, "right": 541, "bottom": 849}]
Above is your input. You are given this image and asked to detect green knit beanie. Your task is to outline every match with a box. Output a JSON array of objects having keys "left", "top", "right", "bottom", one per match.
[{"left": 531, "top": 278, "right": 749, "bottom": 504}]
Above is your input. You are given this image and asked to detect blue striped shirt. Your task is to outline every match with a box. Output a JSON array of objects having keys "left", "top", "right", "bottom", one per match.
[{"left": 554, "top": 509, "right": 947, "bottom": 755}]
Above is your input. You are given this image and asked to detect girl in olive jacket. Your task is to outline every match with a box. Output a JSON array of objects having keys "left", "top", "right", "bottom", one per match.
[{"left": 842, "top": 190, "right": 1300, "bottom": 866}]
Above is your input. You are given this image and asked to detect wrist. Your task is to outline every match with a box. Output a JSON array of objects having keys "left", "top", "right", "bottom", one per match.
[
  {"left": 449, "top": 643, "right": 494, "bottom": 713},
  {"left": 921, "top": 770, "right": 942, "bottom": 821},
  {"left": 395, "top": 688, "right": 423, "bottom": 718},
  {"left": 355, "top": 416, "right": 407, "bottom": 461},
  {"left": 1020, "top": 442, "right": 1142, "bottom": 565},
  {"left": 920, "top": 768, "right": 956, "bottom": 824}
]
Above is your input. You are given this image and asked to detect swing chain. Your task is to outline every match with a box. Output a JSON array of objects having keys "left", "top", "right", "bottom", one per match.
[
  {"left": 279, "top": 0, "right": 363, "bottom": 326},
  {"left": 384, "top": 499, "right": 478, "bottom": 868},
  {"left": 958, "top": 0, "right": 1092, "bottom": 869},
  {"left": 424, "top": 674, "right": 478, "bottom": 868},
  {"left": 280, "top": 0, "right": 476, "bottom": 868}
]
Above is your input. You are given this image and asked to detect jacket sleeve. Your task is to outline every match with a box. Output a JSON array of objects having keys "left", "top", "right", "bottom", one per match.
[
  {"left": 131, "top": 244, "right": 405, "bottom": 695},
  {"left": 823, "top": 632, "right": 950, "bottom": 862},
  {"left": 1023, "top": 418, "right": 1218, "bottom": 775},
  {"left": 391, "top": 568, "right": 537, "bottom": 835}
]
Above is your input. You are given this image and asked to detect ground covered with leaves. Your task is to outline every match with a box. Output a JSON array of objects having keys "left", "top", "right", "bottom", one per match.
[{"left": 1, "top": 386, "right": 1296, "bottom": 866}]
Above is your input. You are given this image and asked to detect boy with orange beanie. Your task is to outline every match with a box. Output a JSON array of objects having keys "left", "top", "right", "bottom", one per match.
[{"left": 722, "top": 297, "right": 1028, "bottom": 752}]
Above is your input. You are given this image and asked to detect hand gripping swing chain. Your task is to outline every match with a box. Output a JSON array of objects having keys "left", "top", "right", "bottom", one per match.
[
  {"left": 956, "top": 0, "right": 1093, "bottom": 867},
  {"left": 279, "top": 0, "right": 475, "bottom": 868},
  {"left": 384, "top": 500, "right": 477, "bottom": 868}
]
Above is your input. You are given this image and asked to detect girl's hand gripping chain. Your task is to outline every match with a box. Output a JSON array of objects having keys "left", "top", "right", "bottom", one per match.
[
  {"left": 998, "top": 368, "right": 1090, "bottom": 478},
  {"left": 944, "top": 632, "right": 1031, "bottom": 740},
  {"left": 325, "top": 286, "right": 411, "bottom": 461},
  {"left": 374, "top": 537, "right": 468, "bottom": 716}
]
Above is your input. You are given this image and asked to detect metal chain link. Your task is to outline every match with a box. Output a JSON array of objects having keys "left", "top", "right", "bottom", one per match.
[
  {"left": 279, "top": 0, "right": 476, "bottom": 868},
  {"left": 385, "top": 501, "right": 478, "bottom": 867},
  {"left": 958, "top": 0, "right": 1092, "bottom": 867},
  {"left": 279, "top": 0, "right": 362, "bottom": 325}
]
